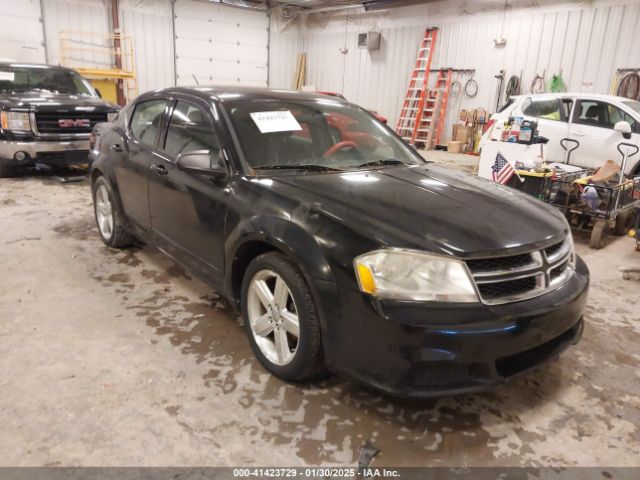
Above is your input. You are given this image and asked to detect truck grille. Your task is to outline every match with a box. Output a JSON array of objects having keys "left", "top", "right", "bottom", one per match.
[
  {"left": 34, "top": 111, "right": 107, "bottom": 135},
  {"left": 466, "top": 237, "right": 573, "bottom": 305}
]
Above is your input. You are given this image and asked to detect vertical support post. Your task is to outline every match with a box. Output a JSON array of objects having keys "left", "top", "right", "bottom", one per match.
[
  {"left": 172, "top": 0, "right": 178, "bottom": 86},
  {"left": 110, "top": 0, "right": 126, "bottom": 106},
  {"left": 39, "top": 0, "right": 50, "bottom": 63}
]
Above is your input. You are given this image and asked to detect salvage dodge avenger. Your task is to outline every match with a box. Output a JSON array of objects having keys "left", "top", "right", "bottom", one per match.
[{"left": 89, "top": 86, "right": 589, "bottom": 397}]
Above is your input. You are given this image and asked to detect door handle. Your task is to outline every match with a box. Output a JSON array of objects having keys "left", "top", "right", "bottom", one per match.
[
  {"left": 110, "top": 143, "right": 123, "bottom": 152},
  {"left": 150, "top": 163, "right": 168, "bottom": 176}
]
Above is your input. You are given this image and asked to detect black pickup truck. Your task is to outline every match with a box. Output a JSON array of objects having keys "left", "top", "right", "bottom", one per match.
[{"left": 0, "top": 62, "right": 119, "bottom": 177}]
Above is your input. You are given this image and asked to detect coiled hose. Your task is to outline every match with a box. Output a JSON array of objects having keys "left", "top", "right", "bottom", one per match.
[
  {"left": 464, "top": 78, "right": 478, "bottom": 98},
  {"left": 505, "top": 75, "right": 521, "bottom": 100},
  {"left": 530, "top": 75, "right": 545, "bottom": 93},
  {"left": 617, "top": 72, "right": 640, "bottom": 100}
]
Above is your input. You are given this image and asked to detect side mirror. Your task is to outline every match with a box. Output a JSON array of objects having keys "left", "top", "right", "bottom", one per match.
[
  {"left": 95, "top": 88, "right": 102, "bottom": 98},
  {"left": 535, "top": 136, "right": 549, "bottom": 144},
  {"left": 614, "top": 120, "right": 632, "bottom": 140},
  {"left": 176, "top": 150, "right": 228, "bottom": 179}
]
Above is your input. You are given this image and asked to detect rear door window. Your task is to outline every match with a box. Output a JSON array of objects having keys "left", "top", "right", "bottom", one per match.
[
  {"left": 522, "top": 97, "right": 565, "bottom": 121},
  {"left": 129, "top": 99, "right": 169, "bottom": 148},
  {"left": 163, "top": 101, "right": 220, "bottom": 159}
]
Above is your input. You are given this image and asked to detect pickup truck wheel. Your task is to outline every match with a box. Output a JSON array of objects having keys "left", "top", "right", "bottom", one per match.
[
  {"left": 92, "top": 176, "right": 134, "bottom": 248},
  {"left": 241, "top": 252, "right": 323, "bottom": 381},
  {"left": 0, "top": 162, "right": 16, "bottom": 178}
]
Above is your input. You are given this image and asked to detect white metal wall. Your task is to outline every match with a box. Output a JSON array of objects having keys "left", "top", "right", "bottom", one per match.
[
  {"left": 120, "top": 0, "right": 174, "bottom": 95},
  {"left": 174, "top": 0, "right": 269, "bottom": 86},
  {"left": 0, "top": 0, "right": 46, "bottom": 63},
  {"left": 41, "top": 0, "right": 111, "bottom": 67},
  {"left": 271, "top": 0, "right": 640, "bottom": 141}
]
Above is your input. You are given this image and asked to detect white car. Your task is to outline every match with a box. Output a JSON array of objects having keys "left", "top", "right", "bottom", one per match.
[{"left": 479, "top": 93, "right": 640, "bottom": 176}]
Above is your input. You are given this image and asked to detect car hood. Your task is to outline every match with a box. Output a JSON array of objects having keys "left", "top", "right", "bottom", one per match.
[
  {"left": 270, "top": 164, "right": 567, "bottom": 257},
  {"left": 0, "top": 92, "right": 117, "bottom": 111}
]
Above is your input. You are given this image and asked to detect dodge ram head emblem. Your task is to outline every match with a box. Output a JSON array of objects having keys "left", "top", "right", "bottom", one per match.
[{"left": 58, "top": 118, "right": 91, "bottom": 128}]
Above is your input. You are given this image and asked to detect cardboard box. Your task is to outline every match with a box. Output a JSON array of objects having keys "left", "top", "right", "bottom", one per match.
[
  {"left": 447, "top": 140, "right": 464, "bottom": 153},
  {"left": 452, "top": 124, "right": 473, "bottom": 143}
]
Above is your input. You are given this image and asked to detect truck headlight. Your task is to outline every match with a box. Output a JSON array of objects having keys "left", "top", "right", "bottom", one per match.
[
  {"left": 354, "top": 249, "right": 479, "bottom": 302},
  {"left": 1, "top": 111, "right": 31, "bottom": 131},
  {"left": 107, "top": 112, "right": 119, "bottom": 123}
]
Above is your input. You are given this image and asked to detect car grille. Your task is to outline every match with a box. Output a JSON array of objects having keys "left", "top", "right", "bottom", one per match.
[
  {"left": 34, "top": 111, "right": 107, "bottom": 135},
  {"left": 466, "top": 237, "right": 573, "bottom": 305}
]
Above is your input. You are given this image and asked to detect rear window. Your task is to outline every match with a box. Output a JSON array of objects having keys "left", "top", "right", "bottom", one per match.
[
  {"left": 130, "top": 99, "right": 169, "bottom": 148},
  {"left": 522, "top": 97, "right": 564, "bottom": 121},
  {"left": 497, "top": 97, "right": 515, "bottom": 113}
]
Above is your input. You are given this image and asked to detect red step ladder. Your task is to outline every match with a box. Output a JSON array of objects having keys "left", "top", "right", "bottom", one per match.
[
  {"left": 395, "top": 28, "right": 438, "bottom": 146},
  {"left": 431, "top": 68, "right": 453, "bottom": 147}
]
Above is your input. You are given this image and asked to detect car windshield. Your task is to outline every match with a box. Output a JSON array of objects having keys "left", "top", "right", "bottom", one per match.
[
  {"left": 622, "top": 100, "right": 640, "bottom": 115},
  {"left": 226, "top": 99, "right": 423, "bottom": 173},
  {"left": 0, "top": 65, "right": 96, "bottom": 96}
]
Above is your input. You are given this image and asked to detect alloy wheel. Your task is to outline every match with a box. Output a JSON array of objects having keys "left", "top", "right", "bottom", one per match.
[
  {"left": 247, "top": 269, "right": 300, "bottom": 366},
  {"left": 95, "top": 184, "right": 114, "bottom": 240}
]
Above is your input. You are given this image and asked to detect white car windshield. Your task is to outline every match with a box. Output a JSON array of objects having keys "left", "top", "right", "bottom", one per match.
[{"left": 622, "top": 100, "right": 640, "bottom": 115}]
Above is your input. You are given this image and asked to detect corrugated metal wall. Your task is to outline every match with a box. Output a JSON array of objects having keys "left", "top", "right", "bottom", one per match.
[
  {"left": 0, "top": 0, "right": 46, "bottom": 63},
  {"left": 270, "top": 0, "right": 640, "bottom": 142},
  {"left": 174, "top": 0, "right": 268, "bottom": 86},
  {"left": 120, "top": 0, "right": 174, "bottom": 96},
  {"left": 42, "top": 0, "right": 111, "bottom": 67}
]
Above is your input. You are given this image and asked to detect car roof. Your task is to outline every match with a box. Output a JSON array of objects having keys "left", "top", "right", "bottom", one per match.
[
  {"left": 0, "top": 61, "right": 80, "bottom": 73},
  {"left": 139, "top": 85, "right": 349, "bottom": 104},
  {"left": 511, "top": 92, "right": 637, "bottom": 103}
]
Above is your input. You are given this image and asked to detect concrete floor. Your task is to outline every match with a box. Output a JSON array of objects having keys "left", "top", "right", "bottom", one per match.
[{"left": 1, "top": 164, "right": 639, "bottom": 467}]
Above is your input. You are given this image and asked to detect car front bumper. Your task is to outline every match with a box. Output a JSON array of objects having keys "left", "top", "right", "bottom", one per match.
[
  {"left": 322, "top": 256, "right": 589, "bottom": 398},
  {"left": 0, "top": 139, "right": 90, "bottom": 165}
]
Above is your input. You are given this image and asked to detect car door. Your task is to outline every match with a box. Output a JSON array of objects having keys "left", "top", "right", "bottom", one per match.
[
  {"left": 148, "top": 97, "right": 227, "bottom": 275},
  {"left": 520, "top": 95, "right": 572, "bottom": 163},
  {"left": 569, "top": 99, "right": 640, "bottom": 171},
  {"left": 115, "top": 98, "right": 170, "bottom": 230}
]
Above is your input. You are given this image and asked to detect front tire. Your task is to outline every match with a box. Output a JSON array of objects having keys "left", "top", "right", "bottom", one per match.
[
  {"left": 92, "top": 176, "right": 134, "bottom": 248},
  {"left": 241, "top": 252, "right": 323, "bottom": 381}
]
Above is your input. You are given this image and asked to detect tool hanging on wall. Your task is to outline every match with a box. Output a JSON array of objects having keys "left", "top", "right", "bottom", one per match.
[
  {"left": 617, "top": 71, "right": 640, "bottom": 100},
  {"left": 530, "top": 71, "right": 546, "bottom": 93},
  {"left": 395, "top": 27, "right": 439, "bottom": 146},
  {"left": 464, "top": 77, "right": 478, "bottom": 97},
  {"left": 505, "top": 74, "right": 521, "bottom": 100},
  {"left": 494, "top": 69, "right": 505, "bottom": 111},
  {"left": 548, "top": 71, "right": 566, "bottom": 92}
]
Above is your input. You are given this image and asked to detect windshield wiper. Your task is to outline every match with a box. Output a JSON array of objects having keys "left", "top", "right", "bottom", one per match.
[
  {"left": 355, "top": 159, "right": 411, "bottom": 169},
  {"left": 253, "top": 164, "right": 343, "bottom": 172}
]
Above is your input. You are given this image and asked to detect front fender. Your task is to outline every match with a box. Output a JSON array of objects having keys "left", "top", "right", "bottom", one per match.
[{"left": 225, "top": 214, "right": 335, "bottom": 290}]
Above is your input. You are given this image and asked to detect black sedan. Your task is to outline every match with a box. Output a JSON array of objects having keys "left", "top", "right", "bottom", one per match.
[{"left": 89, "top": 86, "right": 589, "bottom": 397}]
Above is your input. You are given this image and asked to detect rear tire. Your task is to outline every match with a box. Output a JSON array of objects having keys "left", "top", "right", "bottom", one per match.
[
  {"left": 241, "top": 252, "right": 323, "bottom": 382},
  {"left": 92, "top": 176, "right": 134, "bottom": 248}
]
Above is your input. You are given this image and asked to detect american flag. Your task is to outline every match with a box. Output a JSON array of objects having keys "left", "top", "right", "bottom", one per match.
[{"left": 491, "top": 152, "right": 516, "bottom": 184}]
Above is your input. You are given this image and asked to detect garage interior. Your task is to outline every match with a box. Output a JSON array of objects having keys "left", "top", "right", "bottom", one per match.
[{"left": 1, "top": 0, "right": 640, "bottom": 472}]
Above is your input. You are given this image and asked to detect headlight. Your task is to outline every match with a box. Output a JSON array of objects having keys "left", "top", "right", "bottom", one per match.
[
  {"left": 107, "top": 112, "right": 119, "bottom": 123},
  {"left": 566, "top": 226, "right": 576, "bottom": 268},
  {"left": 354, "top": 249, "right": 479, "bottom": 302},
  {"left": 0, "top": 111, "right": 31, "bottom": 131}
]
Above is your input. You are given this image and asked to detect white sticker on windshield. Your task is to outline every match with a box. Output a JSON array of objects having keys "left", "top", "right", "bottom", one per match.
[
  {"left": 0, "top": 71, "right": 15, "bottom": 81},
  {"left": 250, "top": 110, "right": 302, "bottom": 134}
]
